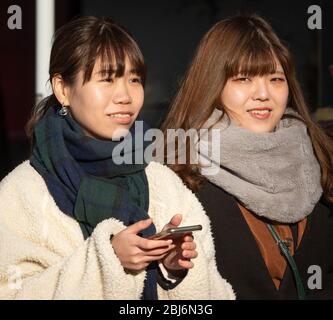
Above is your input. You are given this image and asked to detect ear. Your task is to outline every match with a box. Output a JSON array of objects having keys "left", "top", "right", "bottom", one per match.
[{"left": 52, "top": 74, "right": 71, "bottom": 106}]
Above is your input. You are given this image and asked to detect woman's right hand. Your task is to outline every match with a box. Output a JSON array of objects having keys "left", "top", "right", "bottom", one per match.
[{"left": 111, "top": 218, "right": 175, "bottom": 272}]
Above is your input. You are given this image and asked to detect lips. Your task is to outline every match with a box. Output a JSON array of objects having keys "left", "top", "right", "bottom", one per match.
[
  {"left": 247, "top": 107, "right": 272, "bottom": 120},
  {"left": 107, "top": 111, "right": 134, "bottom": 117},
  {"left": 246, "top": 107, "right": 272, "bottom": 112},
  {"left": 107, "top": 111, "right": 134, "bottom": 124}
]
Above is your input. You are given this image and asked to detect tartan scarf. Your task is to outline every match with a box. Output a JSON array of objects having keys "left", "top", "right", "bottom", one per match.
[{"left": 30, "top": 104, "right": 157, "bottom": 300}]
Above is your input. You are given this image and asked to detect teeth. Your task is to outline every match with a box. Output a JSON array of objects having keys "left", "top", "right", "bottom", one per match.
[
  {"left": 110, "top": 113, "right": 131, "bottom": 118},
  {"left": 250, "top": 110, "right": 271, "bottom": 115}
]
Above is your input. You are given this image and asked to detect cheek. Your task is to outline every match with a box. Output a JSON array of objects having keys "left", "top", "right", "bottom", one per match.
[
  {"left": 273, "top": 86, "right": 289, "bottom": 110},
  {"left": 221, "top": 86, "right": 248, "bottom": 111},
  {"left": 69, "top": 87, "right": 108, "bottom": 123},
  {"left": 70, "top": 86, "right": 103, "bottom": 108},
  {"left": 89, "top": 86, "right": 112, "bottom": 105},
  {"left": 133, "top": 88, "right": 144, "bottom": 112},
  {"left": 281, "top": 88, "right": 289, "bottom": 108}
]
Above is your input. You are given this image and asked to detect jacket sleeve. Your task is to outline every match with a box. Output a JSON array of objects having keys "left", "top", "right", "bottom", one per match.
[
  {"left": 146, "top": 162, "right": 235, "bottom": 299},
  {"left": 0, "top": 165, "right": 146, "bottom": 300},
  {"left": 157, "top": 211, "right": 235, "bottom": 300}
]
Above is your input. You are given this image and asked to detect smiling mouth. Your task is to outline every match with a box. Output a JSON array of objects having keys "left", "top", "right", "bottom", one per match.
[
  {"left": 107, "top": 112, "right": 134, "bottom": 125},
  {"left": 247, "top": 108, "right": 272, "bottom": 120},
  {"left": 108, "top": 112, "right": 134, "bottom": 118},
  {"left": 110, "top": 114, "right": 131, "bottom": 119}
]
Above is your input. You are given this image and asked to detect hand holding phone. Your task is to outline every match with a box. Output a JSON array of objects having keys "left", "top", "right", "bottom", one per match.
[{"left": 148, "top": 224, "right": 202, "bottom": 240}]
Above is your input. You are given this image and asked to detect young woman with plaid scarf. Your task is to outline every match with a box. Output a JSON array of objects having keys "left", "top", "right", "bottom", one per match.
[{"left": 0, "top": 16, "right": 234, "bottom": 300}]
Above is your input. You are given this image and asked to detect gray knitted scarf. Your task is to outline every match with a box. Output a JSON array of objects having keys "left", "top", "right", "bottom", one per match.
[{"left": 197, "top": 108, "right": 323, "bottom": 223}]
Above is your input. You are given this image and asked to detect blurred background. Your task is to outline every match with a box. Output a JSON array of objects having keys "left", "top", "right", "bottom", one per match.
[{"left": 0, "top": 0, "right": 332, "bottom": 180}]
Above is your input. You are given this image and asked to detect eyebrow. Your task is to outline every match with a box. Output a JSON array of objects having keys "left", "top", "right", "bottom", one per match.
[
  {"left": 95, "top": 68, "right": 139, "bottom": 76},
  {"left": 274, "top": 70, "right": 285, "bottom": 75},
  {"left": 95, "top": 69, "right": 115, "bottom": 76}
]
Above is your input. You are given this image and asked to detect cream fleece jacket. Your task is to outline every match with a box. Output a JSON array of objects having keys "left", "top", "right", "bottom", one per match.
[{"left": 0, "top": 161, "right": 235, "bottom": 300}]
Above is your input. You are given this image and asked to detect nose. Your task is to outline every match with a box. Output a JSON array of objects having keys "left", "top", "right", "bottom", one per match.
[
  {"left": 112, "top": 79, "right": 132, "bottom": 105},
  {"left": 252, "top": 78, "right": 269, "bottom": 101}
]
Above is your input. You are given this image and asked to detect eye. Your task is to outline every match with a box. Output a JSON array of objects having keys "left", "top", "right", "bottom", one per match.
[
  {"left": 130, "top": 77, "right": 142, "bottom": 84},
  {"left": 100, "top": 77, "right": 114, "bottom": 83},
  {"left": 270, "top": 77, "right": 286, "bottom": 82},
  {"left": 233, "top": 76, "right": 251, "bottom": 83}
]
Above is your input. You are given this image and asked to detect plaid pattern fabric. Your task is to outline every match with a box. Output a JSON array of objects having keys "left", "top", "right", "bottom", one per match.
[{"left": 30, "top": 104, "right": 157, "bottom": 299}]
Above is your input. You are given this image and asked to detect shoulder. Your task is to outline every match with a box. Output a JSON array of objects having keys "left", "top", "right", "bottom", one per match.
[
  {"left": 145, "top": 161, "right": 208, "bottom": 222},
  {"left": 0, "top": 160, "right": 55, "bottom": 220},
  {"left": 145, "top": 161, "right": 182, "bottom": 182},
  {"left": 0, "top": 160, "right": 83, "bottom": 244},
  {"left": 314, "top": 197, "right": 333, "bottom": 220},
  {"left": 145, "top": 161, "right": 200, "bottom": 200},
  {"left": 0, "top": 160, "right": 44, "bottom": 193},
  {"left": 0, "top": 160, "right": 53, "bottom": 217},
  {"left": 196, "top": 180, "right": 235, "bottom": 205},
  {"left": 145, "top": 161, "right": 189, "bottom": 193},
  {"left": 319, "top": 196, "right": 333, "bottom": 212}
]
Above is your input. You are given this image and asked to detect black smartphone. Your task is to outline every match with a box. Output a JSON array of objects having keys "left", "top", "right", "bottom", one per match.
[{"left": 148, "top": 224, "right": 202, "bottom": 240}]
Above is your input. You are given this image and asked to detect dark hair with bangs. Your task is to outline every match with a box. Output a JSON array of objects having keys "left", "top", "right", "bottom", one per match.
[
  {"left": 162, "top": 14, "right": 333, "bottom": 203},
  {"left": 26, "top": 16, "right": 146, "bottom": 142}
]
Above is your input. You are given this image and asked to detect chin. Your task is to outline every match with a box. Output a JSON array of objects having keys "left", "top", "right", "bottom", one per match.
[
  {"left": 111, "top": 127, "right": 131, "bottom": 140},
  {"left": 246, "top": 124, "right": 275, "bottom": 133}
]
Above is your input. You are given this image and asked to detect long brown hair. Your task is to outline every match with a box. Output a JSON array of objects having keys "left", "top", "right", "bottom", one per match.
[
  {"left": 26, "top": 16, "right": 146, "bottom": 143},
  {"left": 162, "top": 14, "right": 333, "bottom": 203}
]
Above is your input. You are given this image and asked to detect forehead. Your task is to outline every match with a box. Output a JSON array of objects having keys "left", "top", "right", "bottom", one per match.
[
  {"left": 227, "top": 47, "right": 286, "bottom": 78},
  {"left": 92, "top": 56, "right": 134, "bottom": 74}
]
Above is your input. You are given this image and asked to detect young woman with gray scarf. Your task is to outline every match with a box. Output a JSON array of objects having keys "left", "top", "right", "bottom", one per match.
[{"left": 163, "top": 14, "right": 333, "bottom": 299}]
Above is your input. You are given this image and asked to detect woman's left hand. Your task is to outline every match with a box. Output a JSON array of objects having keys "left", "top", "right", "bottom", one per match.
[{"left": 161, "top": 214, "right": 198, "bottom": 271}]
